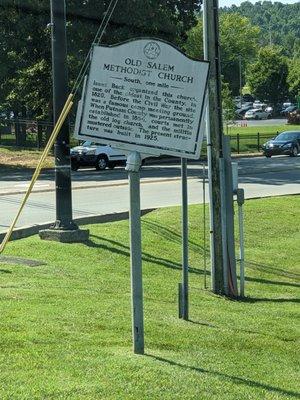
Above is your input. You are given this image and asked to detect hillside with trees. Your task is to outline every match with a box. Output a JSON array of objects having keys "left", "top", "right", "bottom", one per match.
[
  {"left": 221, "top": 1, "right": 300, "bottom": 58},
  {"left": 185, "top": 1, "right": 300, "bottom": 106}
]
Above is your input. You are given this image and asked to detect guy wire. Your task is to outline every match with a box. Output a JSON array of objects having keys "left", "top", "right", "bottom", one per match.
[{"left": 71, "top": 0, "right": 120, "bottom": 97}]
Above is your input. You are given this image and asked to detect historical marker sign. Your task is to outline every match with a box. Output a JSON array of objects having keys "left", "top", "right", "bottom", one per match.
[{"left": 75, "top": 38, "right": 209, "bottom": 159}]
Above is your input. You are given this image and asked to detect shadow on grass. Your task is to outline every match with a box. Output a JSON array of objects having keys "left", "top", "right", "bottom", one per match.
[
  {"left": 241, "top": 297, "right": 300, "bottom": 304},
  {"left": 86, "top": 236, "right": 299, "bottom": 293},
  {"left": 0, "top": 269, "right": 12, "bottom": 274},
  {"left": 86, "top": 235, "right": 203, "bottom": 276},
  {"left": 142, "top": 219, "right": 205, "bottom": 253},
  {"left": 245, "top": 275, "right": 300, "bottom": 289},
  {"left": 188, "top": 319, "right": 216, "bottom": 328},
  {"left": 146, "top": 354, "right": 300, "bottom": 399},
  {"left": 246, "top": 260, "right": 300, "bottom": 281}
]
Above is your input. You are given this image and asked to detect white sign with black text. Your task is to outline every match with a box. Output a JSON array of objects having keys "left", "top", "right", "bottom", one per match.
[{"left": 75, "top": 38, "right": 209, "bottom": 159}]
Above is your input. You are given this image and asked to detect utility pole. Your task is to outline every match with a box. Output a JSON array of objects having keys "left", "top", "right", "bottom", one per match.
[
  {"left": 203, "top": 0, "right": 238, "bottom": 297},
  {"left": 40, "top": 0, "right": 89, "bottom": 242},
  {"left": 203, "top": 0, "right": 225, "bottom": 294},
  {"left": 239, "top": 55, "right": 243, "bottom": 109},
  {"left": 50, "top": 0, "right": 75, "bottom": 230}
]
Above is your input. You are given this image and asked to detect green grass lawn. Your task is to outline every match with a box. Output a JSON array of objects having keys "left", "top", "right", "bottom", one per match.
[
  {"left": 0, "top": 196, "right": 299, "bottom": 399},
  {"left": 225, "top": 124, "right": 300, "bottom": 153},
  {"left": 0, "top": 145, "right": 54, "bottom": 170},
  {"left": 227, "top": 123, "right": 300, "bottom": 136}
]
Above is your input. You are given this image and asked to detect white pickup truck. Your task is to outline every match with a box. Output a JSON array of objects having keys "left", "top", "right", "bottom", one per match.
[{"left": 70, "top": 141, "right": 127, "bottom": 171}]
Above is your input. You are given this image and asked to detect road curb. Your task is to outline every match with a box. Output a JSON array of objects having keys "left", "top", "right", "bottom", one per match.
[
  {"left": 0, "top": 208, "right": 156, "bottom": 243},
  {"left": 1, "top": 193, "right": 299, "bottom": 244}
]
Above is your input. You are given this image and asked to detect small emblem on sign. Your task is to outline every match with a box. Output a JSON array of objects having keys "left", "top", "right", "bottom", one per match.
[{"left": 143, "top": 42, "right": 161, "bottom": 59}]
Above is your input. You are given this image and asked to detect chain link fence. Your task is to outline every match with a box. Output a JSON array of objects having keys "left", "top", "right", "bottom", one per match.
[{"left": 0, "top": 119, "right": 78, "bottom": 149}]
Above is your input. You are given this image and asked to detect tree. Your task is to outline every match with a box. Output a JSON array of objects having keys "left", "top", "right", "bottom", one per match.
[
  {"left": 222, "top": 1, "right": 300, "bottom": 58},
  {"left": 185, "top": 13, "right": 260, "bottom": 94},
  {"left": 287, "top": 59, "right": 300, "bottom": 100},
  {"left": 222, "top": 81, "right": 235, "bottom": 132},
  {"left": 0, "top": 0, "right": 201, "bottom": 126},
  {"left": 246, "top": 46, "right": 289, "bottom": 105}
]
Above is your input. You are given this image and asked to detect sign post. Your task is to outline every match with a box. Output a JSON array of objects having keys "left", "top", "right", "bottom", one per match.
[
  {"left": 181, "top": 158, "right": 189, "bottom": 321},
  {"left": 126, "top": 152, "right": 144, "bottom": 354},
  {"left": 74, "top": 38, "right": 209, "bottom": 352}
]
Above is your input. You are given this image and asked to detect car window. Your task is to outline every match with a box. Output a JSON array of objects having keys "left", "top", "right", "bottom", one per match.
[{"left": 276, "top": 132, "right": 300, "bottom": 141}]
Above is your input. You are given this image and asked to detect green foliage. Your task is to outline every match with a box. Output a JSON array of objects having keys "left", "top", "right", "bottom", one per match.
[
  {"left": 184, "top": 19, "right": 204, "bottom": 60},
  {"left": 221, "top": 80, "right": 235, "bottom": 126},
  {"left": 221, "top": 1, "right": 300, "bottom": 58},
  {"left": 287, "top": 58, "right": 300, "bottom": 100},
  {"left": 0, "top": 0, "right": 201, "bottom": 120},
  {"left": 246, "top": 46, "right": 289, "bottom": 105},
  {"left": 185, "top": 14, "right": 260, "bottom": 94},
  {"left": 0, "top": 1, "right": 51, "bottom": 118}
]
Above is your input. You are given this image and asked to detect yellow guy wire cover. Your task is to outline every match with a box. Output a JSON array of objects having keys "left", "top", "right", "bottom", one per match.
[{"left": 0, "top": 94, "right": 74, "bottom": 254}]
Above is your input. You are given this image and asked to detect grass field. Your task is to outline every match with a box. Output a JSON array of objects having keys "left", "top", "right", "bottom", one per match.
[
  {"left": 0, "top": 196, "right": 299, "bottom": 399},
  {"left": 227, "top": 123, "right": 299, "bottom": 136},
  {"left": 0, "top": 145, "right": 54, "bottom": 170},
  {"left": 225, "top": 124, "right": 300, "bottom": 153}
]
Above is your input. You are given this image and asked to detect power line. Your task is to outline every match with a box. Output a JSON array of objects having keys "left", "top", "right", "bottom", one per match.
[{"left": 71, "top": 0, "right": 120, "bottom": 97}]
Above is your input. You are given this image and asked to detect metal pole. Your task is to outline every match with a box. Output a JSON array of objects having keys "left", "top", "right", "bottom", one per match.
[
  {"left": 223, "top": 136, "right": 238, "bottom": 297},
  {"left": 203, "top": 0, "right": 225, "bottom": 294},
  {"left": 203, "top": 163, "right": 207, "bottom": 289},
  {"left": 181, "top": 158, "right": 189, "bottom": 320},
  {"left": 239, "top": 55, "right": 243, "bottom": 109},
  {"left": 219, "top": 159, "right": 228, "bottom": 295},
  {"left": 238, "top": 204, "right": 245, "bottom": 297},
  {"left": 126, "top": 152, "right": 144, "bottom": 354},
  {"left": 50, "top": 0, "right": 76, "bottom": 230},
  {"left": 237, "top": 188, "right": 245, "bottom": 297},
  {"left": 178, "top": 282, "right": 183, "bottom": 319}
]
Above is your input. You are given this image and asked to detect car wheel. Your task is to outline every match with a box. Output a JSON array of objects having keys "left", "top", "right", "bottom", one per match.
[
  {"left": 95, "top": 155, "right": 108, "bottom": 170},
  {"left": 71, "top": 160, "right": 79, "bottom": 171},
  {"left": 290, "top": 146, "right": 298, "bottom": 157}
]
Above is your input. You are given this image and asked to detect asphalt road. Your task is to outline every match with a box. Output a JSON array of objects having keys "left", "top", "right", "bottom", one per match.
[{"left": 0, "top": 155, "right": 299, "bottom": 231}]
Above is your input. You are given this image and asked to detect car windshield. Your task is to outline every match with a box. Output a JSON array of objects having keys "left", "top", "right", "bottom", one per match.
[
  {"left": 81, "top": 141, "right": 107, "bottom": 147},
  {"left": 275, "top": 132, "right": 300, "bottom": 141}
]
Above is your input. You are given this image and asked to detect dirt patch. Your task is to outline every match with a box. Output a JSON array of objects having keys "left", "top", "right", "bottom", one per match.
[{"left": 0, "top": 147, "right": 54, "bottom": 169}]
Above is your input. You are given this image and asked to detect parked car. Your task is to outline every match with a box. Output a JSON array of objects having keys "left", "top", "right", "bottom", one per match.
[
  {"left": 262, "top": 131, "right": 300, "bottom": 158},
  {"left": 280, "top": 105, "right": 297, "bottom": 117},
  {"left": 70, "top": 141, "right": 127, "bottom": 171},
  {"left": 287, "top": 109, "right": 300, "bottom": 125},
  {"left": 245, "top": 109, "right": 271, "bottom": 120},
  {"left": 282, "top": 101, "right": 292, "bottom": 109},
  {"left": 252, "top": 102, "right": 267, "bottom": 110},
  {"left": 265, "top": 106, "right": 273, "bottom": 114},
  {"left": 235, "top": 105, "right": 253, "bottom": 118},
  {"left": 242, "top": 94, "right": 254, "bottom": 103}
]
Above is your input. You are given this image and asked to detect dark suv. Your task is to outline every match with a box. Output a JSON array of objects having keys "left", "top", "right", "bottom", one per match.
[{"left": 262, "top": 131, "right": 300, "bottom": 158}]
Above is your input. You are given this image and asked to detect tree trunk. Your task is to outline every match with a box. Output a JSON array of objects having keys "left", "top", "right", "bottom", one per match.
[
  {"left": 37, "top": 123, "right": 43, "bottom": 149},
  {"left": 20, "top": 107, "right": 27, "bottom": 146}
]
